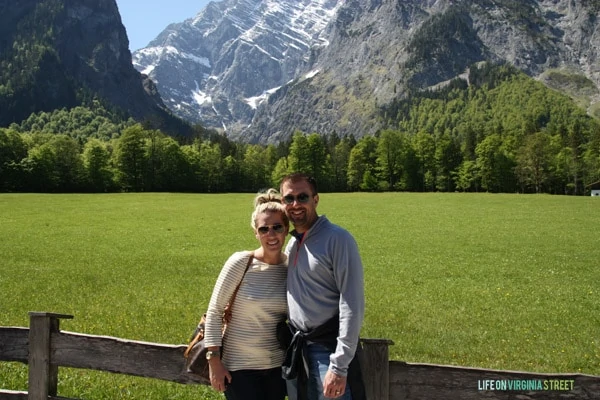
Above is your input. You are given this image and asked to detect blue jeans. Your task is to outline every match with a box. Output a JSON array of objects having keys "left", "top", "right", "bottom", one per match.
[
  {"left": 225, "top": 367, "right": 286, "bottom": 400},
  {"left": 286, "top": 343, "right": 352, "bottom": 400}
]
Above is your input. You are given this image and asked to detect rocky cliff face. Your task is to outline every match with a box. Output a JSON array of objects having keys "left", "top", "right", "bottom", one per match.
[
  {"left": 61, "top": 0, "right": 170, "bottom": 119},
  {"left": 133, "top": 0, "right": 600, "bottom": 144},
  {"left": 132, "top": 0, "right": 343, "bottom": 132},
  {"left": 245, "top": 0, "right": 600, "bottom": 143},
  {"left": 0, "top": 0, "right": 171, "bottom": 127}
]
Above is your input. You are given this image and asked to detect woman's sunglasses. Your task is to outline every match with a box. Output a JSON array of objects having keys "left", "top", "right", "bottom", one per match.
[
  {"left": 283, "top": 193, "right": 311, "bottom": 204},
  {"left": 257, "top": 223, "right": 285, "bottom": 235}
]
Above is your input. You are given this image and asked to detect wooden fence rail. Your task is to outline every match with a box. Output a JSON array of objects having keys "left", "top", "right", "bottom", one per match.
[{"left": 0, "top": 312, "right": 599, "bottom": 400}]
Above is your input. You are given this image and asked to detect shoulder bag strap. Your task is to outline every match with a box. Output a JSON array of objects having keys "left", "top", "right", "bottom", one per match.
[
  {"left": 222, "top": 252, "right": 254, "bottom": 324},
  {"left": 228, "top": 251, "right": 254, "bottom": 307}
]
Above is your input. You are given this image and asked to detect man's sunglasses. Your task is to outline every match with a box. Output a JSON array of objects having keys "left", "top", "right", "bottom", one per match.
[
  {"left": 283, "top": 193, "right": 312, "bottom": 204},
  {"left": 257, "top": 223, "right": 285, "bottom": 235}
]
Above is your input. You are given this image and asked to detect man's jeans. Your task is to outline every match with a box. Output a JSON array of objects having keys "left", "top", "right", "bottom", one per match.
[{"left": 286, "top": 342, "right": 352, "bottom": 400}]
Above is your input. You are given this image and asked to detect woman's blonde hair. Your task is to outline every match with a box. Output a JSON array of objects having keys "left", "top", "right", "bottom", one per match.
[{"left": 251, "top": 188, "right": 289, "bottom": 229}]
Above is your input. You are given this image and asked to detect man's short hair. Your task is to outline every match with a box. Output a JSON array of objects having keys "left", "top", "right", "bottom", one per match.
[{"left": 280, "top": 173, "right": 318, "bottom": 195}]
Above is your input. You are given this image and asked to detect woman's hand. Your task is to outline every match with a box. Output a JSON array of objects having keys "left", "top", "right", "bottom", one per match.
[{"left": 208, "top": 358, "right": 232, "bottom": 392}]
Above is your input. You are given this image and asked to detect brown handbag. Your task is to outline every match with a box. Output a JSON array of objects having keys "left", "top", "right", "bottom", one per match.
[{"left": 183, "top": 253, "right": 254, "bottom": 382}]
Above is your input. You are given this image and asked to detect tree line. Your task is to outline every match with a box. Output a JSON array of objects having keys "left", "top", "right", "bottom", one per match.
[{"left": 1, "top": 63, "right": 599, "bottom": 194}]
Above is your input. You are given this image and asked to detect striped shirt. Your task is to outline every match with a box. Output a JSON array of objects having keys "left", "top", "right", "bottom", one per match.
[{"left": 204, "top": 251, "right": 288, "bottom": 371}]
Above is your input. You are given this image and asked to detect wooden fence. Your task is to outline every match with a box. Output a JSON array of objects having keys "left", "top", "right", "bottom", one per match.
[{"left": 1, "top": 312, "right": 599, "bottom": 400}]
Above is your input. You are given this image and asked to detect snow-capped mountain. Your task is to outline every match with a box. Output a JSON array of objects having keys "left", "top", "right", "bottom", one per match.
[
  {"left": 133, "top": 0, "right": 600, "bottom": 144},
  {"left": 132, "top": 0, "right": 342, "bottom": 133}
]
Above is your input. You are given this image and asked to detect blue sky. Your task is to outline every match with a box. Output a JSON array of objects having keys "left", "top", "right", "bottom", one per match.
[{"left": 116, "top": 0, "right": 211, "bottom": 51}]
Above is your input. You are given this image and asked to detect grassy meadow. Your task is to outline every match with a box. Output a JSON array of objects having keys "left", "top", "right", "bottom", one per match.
[{"left": 0, "top": 192, "right": 599, "bottom": 399}]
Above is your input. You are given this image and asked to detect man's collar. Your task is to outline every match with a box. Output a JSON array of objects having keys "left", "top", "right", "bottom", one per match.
[
  {"left": 290, "top": 230, "right": 305, "bottom": 241},
  {"left": 290, "top": 216, "right": 322, "bottom": 241}
]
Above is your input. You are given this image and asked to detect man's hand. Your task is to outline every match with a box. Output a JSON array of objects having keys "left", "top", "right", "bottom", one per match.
[{"left": 323, "top": 369, "right": 347, "bottom": 398}]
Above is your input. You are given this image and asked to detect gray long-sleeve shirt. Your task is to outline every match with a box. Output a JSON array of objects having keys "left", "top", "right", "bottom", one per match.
[{"left": 285, "top": 215, "right": 365, "bottom": 376}]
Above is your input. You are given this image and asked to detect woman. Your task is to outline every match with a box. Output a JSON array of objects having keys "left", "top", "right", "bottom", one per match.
[{"left": 204, "top": 189, "right": 289, "bottom": 400}]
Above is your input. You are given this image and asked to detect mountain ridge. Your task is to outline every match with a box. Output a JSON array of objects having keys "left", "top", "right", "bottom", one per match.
[
  {"left": 133, "top": 0, "right": 600, "bottom": 144},
  {"left": 244, "top": 0, "right": 600, "bottom": 143},
  {"left": 132, "top": 0, "right": 343, "bottom": 134},
  {"left": 0, "top": 0, "right": 191, "bottom": 136}
]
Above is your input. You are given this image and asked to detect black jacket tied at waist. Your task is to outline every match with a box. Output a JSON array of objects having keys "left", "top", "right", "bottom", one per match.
[{"left": 281, "top": 316, "right": 366, "bottom": 400}]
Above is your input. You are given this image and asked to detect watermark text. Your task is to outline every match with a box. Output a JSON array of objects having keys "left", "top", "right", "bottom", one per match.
[{"left": 477, "top": 379, "right": 574, "bottom": 391}]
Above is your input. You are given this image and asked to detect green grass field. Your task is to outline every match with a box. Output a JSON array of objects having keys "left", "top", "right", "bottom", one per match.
[{"left": 1, "top": 192, "right": 599, "bottom": 399}]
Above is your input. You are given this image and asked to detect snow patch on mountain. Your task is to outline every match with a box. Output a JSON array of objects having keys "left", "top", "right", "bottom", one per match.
[{"left": 245, "top": 86, "right": 281, "bottom": 109}]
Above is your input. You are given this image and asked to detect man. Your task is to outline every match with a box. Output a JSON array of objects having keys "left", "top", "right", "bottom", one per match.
[{"left": 280, "top": 173, "right": 365, "bottom": 400}]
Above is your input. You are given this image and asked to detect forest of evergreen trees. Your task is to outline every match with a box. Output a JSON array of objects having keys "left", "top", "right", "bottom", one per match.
[{"left": 1, "top": 64, "right": 599, "bottom": 194}]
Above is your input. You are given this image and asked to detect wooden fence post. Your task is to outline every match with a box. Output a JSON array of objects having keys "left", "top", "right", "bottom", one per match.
[
  {"left": 359, "top": 338, "right": 394, "bottom": 400},
  {"left": 28, "top": 312, "right": 73, "bottom": 400}
]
